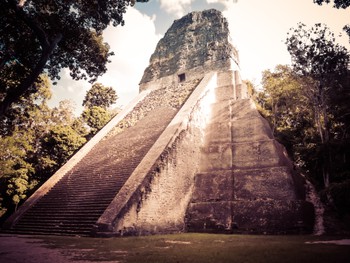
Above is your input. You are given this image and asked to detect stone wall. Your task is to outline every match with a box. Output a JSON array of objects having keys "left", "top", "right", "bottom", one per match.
[
  {"left": 186, "top": 98, "right": 315, "bottom": 234},
  {"left": 94, "top": 73, "right": 218, "bottom": 236},
  {"left": 140, "top": 9, "right": 238, "bottom": 86},
  {"left": 108, "top": 78, "right": 201, "bottom": 137}
]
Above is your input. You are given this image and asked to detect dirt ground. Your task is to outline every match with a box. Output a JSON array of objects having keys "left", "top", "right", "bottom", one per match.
[
  {"left": 1, "top": 233, "right": 350, "bottom": 263},
  {"left": 0, "top": 234, "right": 113, "bottom": 263}
]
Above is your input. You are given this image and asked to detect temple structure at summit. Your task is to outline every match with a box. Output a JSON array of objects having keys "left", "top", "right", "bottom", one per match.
[{"left": 3, "top": 9, "right": 314, "bottom": 236}]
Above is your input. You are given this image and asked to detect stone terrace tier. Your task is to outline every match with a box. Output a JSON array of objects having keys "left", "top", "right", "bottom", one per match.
[{"left": 186, "top": 97, "right": 315, "bottom": 234}]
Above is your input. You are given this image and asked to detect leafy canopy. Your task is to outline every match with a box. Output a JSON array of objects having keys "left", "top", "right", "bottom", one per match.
[
  {"left": 286, "top": 23, "right": 349, "bottom": 84},
  {"left": 83, "top": 83, "right": 118, "bottom": 109},
  {"left": 313, "top": 0, "right": 350, "bottom": 41},
  {"left": 82, "top": 106, "right": 112, "bottom": 136},
  {"left": 0, "top": 0, "right": 148, "bottom": 115}
]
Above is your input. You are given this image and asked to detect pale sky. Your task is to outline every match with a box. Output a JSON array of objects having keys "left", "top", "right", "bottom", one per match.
[{"left": 48, "top": 0, "right": 350, "bottom": 114}]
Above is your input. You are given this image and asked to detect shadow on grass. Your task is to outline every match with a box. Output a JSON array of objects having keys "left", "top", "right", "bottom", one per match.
[{"left": 34, "top": 233, "right": 350, "bottom": 263}]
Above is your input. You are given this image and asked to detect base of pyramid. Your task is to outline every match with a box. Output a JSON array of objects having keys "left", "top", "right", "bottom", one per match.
[{"left": 186, "top": 200, "right": 315, "bottom": 234}]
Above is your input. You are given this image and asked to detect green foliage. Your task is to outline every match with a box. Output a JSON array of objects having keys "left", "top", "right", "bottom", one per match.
[
  {"left": 0, "top": 75, "right": 54, "bottom": 214},
  {"left": 0, "top": 0, "right": 148, "bottom": 114},
  {"left": 0, "top": 130, "right": 36, "bottom": 212},
  {"left": 286, "top": 23, "right": 349, "bottom": 82},
  {"left": 81, "top": 83, "right": 119, "bottom": 136},
  {"left": 258, "top": 52, "right": 350, "bottom": 216},
  {"left": 258, "top": 66, "right": 313, "bottom": 162},
  {"left": 286, "top": 23, "right": 350, "bottom": 192},
  {"left": 42, "top": 125, "right": 86, "bottom": 168},
  {"left": 0, "top": 74, "right": 89, "bottom": 220},
  {"left": 261, "top": 65, "right": 306, "bottom": 133},
  {"left": 82, "top": 83, "right": 118, "bottom": 109},
  {"left": 82, "top": 106, "right": 111, "bottom": 135},
  {"left": 244, "top": 80, "right": 256, "bottom": 98},
  {"left": 0, "top": 75, "right": 53, "bottom": 136},
  {"left": 51, "top": 100, "right": 76, "bottom": 125}
]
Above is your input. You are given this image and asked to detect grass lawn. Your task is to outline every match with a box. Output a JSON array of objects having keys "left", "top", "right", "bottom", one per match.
[{"left": 37, "top": 233, "right": 350, "bottom": 263}]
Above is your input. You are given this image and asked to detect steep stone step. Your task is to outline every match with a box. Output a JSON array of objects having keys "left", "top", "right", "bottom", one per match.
[
  {"left": 20, "top": 213, "right": 100, "bottom": 219},
  {"left": 8, "top": 226, "right": 93, "bottom": 236},
  {"left": 8, "top": 106, "right": 179, "bottom": 236},
  {"left": 20, "top": 208, "right": 107, "bottom": 214}
]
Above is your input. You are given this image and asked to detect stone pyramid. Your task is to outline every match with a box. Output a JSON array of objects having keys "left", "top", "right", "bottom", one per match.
[{"left": 3, "top": 9, "right": 314, "bottom": 236}]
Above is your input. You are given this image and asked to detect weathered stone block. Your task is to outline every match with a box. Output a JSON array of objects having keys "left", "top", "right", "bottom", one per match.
[
  {"left": 186, "top": 201, "right": 232, "bottom": 232},
  {"left": 232, "top": 200, "right": 315, "bottom": 234},
  {"left": 210, "top": 101, "right": 230, "bottom": 123},
  {"left": 205, "top": 122, "right": 231, "bottom": 143},
  {"left": 232, "top": 140, "right": 282, "bottom": 169},
  {"left": 191, "top": 170, "right": 233, "bottom": 202},
  {"left": 140, "top": 10, "right": 238, "bottom": 84},
  {"left": 234, "top": 167, "right": 296, "bottom": 200},
  {"left": 217, "top": 71, "right": 235, "bottom": 87},
  {"left": 231, "top": 99, "right": 260, "bottom": 120},
  {"left": 231, "top": 117, "right": 273, "bottom": 143},
  {"left": 214, "top": 85, "right": 234, "bottom": 101},
  {"left": 200, "top": 143, "right": 232, "bottom": 171}
]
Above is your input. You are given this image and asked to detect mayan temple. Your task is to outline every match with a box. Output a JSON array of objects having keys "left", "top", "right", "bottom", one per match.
[{"left": 3, "top": 9, "right": 314, "bottom": 236}]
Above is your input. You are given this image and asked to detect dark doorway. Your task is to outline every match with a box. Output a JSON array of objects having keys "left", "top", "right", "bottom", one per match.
[{"left": 178, "top": 73, "right": 186, "bottom": 82}]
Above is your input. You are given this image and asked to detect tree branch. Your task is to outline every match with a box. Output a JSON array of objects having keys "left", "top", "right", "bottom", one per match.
[
  {"left": 0, "top": 33, "right": 62, "bottom": 116},
  {"left": 0, "top": 1, "right": 64, "bottom": 116},
  {"left": 5, "top": 0, "right": 50, "bottom": 49}
]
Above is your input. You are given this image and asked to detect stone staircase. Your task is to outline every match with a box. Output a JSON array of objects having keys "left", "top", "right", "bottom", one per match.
[
  {"left": 186, "top": 86, "right": 314, "bottom": 234},
  {"left": 5, "top": 106, "right": 178, "bottom": 236},
  {"left": 3, "top": 78, "right": 201, "bottom": 236}
]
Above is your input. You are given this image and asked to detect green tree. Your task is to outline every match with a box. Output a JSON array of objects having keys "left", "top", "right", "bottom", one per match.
[
  {"left": 82, "top": 106, "right": 112, "bottom": 136},
  {"left": 274, "top": 22, "right": 350, "bottom": 215},
  {"left": 0, "top": 75, "right": 53, "bottom": 136},
  {"left": 82, "top": 83, "right": 118, "bottom": 109},
  {"left": 258, "top": 65, "right": 315, "bottom": 161},
  {"left": 0, "top": 0, "right": 148, "bottom": 115},
  {"left": 0, "top": 74, "right": 87, "bottom": 219},
  {"left": 0, "top": 131, "right": 36, "bottom": 213},
  {"left": 81, "top": 83, "right": 118, "bottom": 136},
  {"left": 0, "top": 75, "right": 53, "bottom": 217},
  {"left": 41, "top": 125, "right": 86, "bottom": 168},
  {"left": 286, "top": 23, "right": 349, "bottom": 189},
  {"left": 259, "top": 65, "right": 350, "bottom": 215},
  {"left": 36, "top": 98, "right": 88, "bottom": 178},
  {"left": 261, "top": 65, "right": 304, "bottom": 133},
  {"left": 51, "top": 100, "right": 76, "bottom": 126}
]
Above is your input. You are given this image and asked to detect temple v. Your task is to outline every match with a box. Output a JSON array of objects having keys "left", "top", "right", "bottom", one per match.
[{"left": 3, "top": 9, "right": 314, "bottom": 236}]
